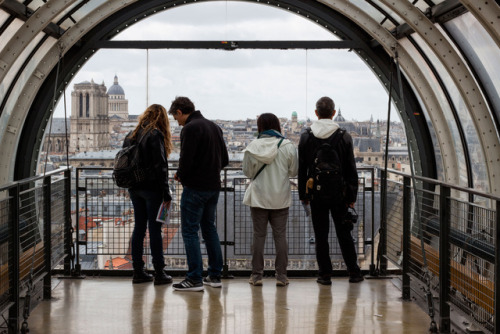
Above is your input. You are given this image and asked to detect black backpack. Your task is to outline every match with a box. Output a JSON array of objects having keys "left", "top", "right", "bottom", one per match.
[
  {"left": 113, "top": 133, "right": 148, "bottom": 188},
  {"left": 307, "top": 128, "right": 346, "bottom": 203}
]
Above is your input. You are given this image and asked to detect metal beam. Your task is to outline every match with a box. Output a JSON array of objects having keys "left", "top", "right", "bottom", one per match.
[
  {"left": 93, "top": 40, "right": 362, "bottom": 50},
  {"left": 0, "top": 0, "right": 64, "bottom": 38},
  {"left": 391, "top": 0, "right": 467, "bottom": 40}
]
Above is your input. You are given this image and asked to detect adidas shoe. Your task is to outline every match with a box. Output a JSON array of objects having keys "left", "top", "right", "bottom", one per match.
[{"left": 173, "top": 278, "right": 204, "bottom": 291}]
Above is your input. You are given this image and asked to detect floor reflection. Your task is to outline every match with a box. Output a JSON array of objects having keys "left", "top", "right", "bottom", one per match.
[{"left": 27, "top": 277, "right": 434, "bottom": 334}]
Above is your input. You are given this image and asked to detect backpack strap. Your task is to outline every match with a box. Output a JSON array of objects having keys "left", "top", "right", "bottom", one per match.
[
  {"left": 308, "top": 127, "right": 344, "bottom": 150},
  {"left": 330, "top": 128, "right": 345, "bottom": 147},
  {"left": 253, "top": 138, "right": 284, "bottom": 180},
  {"left": 307, "top": 128, "right": 345, "bottom": 175}
]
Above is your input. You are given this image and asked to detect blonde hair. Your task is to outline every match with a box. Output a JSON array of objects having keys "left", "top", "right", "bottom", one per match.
[{"left": 131, "top": 104, "right": 173, "bottom": 157}]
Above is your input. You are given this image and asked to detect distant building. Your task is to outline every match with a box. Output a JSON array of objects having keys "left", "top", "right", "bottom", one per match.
[
  {"left": 291, "top": 111, "right": 298, "bottom": 131},
  {"left": 41, "top": 118, "right": 70, "bottom": 154},
  {"left": 69, "top": 79, "right": 111, "bottom": 153},
  {"left": 107, "top": 75, "right": 129, "bottom": 133}
]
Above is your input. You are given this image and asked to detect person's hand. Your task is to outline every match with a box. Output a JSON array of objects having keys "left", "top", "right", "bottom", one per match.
[
  {"left": 301, "top": 200, "right": 309, "bottom": 205},
  {"left": 348, "top": 202, "right": 355, "bottom": 208},
  {"left": 174, "top": 173, "right": 180, "bottom": 182}
]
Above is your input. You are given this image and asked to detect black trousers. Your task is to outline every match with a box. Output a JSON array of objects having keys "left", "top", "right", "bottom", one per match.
[{"left": 310, "top": 201, "right": 360, "bottom": 277}]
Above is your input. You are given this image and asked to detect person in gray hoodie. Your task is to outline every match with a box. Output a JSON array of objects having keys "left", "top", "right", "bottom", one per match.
[
  {"left": 298, "top": 96, "right": 363, "bottom": 285},
  {"left": 242, "top": 113, "right": 298, "bottom": 286}
]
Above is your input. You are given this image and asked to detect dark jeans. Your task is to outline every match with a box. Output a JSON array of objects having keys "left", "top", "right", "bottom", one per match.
[
  {"left": 310, "top": 201, "right": 360, "bottom": 277},
  {"left": 180, "top": 187, "right": 223, "bottom": 282},
  {"left": 129, "top": 188, "right": 164, "bottom": 269}
]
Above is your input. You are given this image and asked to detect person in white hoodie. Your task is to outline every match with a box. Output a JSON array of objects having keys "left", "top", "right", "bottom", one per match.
[
  {"left": 242, "top": 113, "right": 298, "bottom": 286},
  {"left": 298, "top": 96, "right": 363, "bottom": 285}
]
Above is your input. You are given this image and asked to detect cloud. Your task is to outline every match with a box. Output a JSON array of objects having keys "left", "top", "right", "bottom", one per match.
[{"left": 54, "top": 2, "right": 394, "bottom": 122}]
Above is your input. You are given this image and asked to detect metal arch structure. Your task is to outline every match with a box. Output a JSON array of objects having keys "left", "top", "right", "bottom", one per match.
[
  {"left": 379, "top": 0, "right": 500, "bottom": 194},
  {"left": 10, "top": 0, "right": 434, "bottom": 183},
  {"left": 0, "top": 0, "right": 499, "bottom": 195}
]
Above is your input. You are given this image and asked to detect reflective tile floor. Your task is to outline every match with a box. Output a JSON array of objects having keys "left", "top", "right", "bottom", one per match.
[{"left": 28, "top": 277, "right": 432, "bottom": 334}]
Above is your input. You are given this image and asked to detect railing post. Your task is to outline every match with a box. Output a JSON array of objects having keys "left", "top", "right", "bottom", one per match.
[
  {"left": 495, "top": 199, "right": 500, "bottom": 334},
  {"left": 43, "top": 176, "right": 52, "bottom": 299},
  {"left": 74, "top": 168, "right": 82, "bottom": 276},
  {"left": 222, "top": 169, "right": 229, "bottom": 278},
  {"left": 379, "top": 169, "right": 388, "bottom": 274},
  {"left": 8, "top": 185, "right": 20, "bottom": 334},
  {"left": 64, "top": 168, "right": 72, "bottom": 275},
  {"left": 439, "top": 185, "right": 451, "bottom": 333},
  {"left": 402, "top": 176, "right": 411, "bottom": 300},
  {"left": 369, "top": 168, "right": 376, "bottom": 276}
]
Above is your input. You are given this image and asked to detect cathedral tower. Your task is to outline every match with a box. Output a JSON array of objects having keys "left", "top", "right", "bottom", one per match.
[{"left": 69, "top": 79, "right": 110, "bottom": 153}]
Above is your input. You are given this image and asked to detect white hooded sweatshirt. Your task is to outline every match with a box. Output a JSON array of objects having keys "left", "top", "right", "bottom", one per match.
[
  {"left": 310, "top": 118, "right": 340, "bottom": 139},
  {"left": 242, "top": 136, "right": 298, "bottom": 209}
]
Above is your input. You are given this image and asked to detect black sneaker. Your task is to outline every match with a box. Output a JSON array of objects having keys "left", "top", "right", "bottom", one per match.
[
  {"left": 173, "top": 278, "right": 204, "bottom": 291},
  {"left": 154, "top": 271, "right": 173, "bottom": 285},
  {"left": 132, "top": 269, "right": 153, "bottom": 284},
  {"left": 316, "top": 276, "right": 332, "bottom": 285},
  {"left": 203, "top": 276, "right": 222, "bottom": 288},
  {"left": 349, "top": 273, "right": 364, "bottom": 283}
]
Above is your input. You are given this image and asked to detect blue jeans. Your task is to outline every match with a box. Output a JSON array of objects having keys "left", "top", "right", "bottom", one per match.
[
  {"left": 129, "top": 189, "right": 164, "bottom": 269},
  {"left": 180, "top": 187, "right": 223, "bottom": 282}
]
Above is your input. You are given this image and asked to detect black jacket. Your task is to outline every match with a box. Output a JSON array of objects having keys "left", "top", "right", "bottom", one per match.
[
  {"left": 177, "top": 110, "right": 229, "bottom": 190},
  {"left": 123, "top": 128, "right": 171, "bottom": 201},
  {"left": 298, "top": 128, "right": 358, "bottom": 204}
]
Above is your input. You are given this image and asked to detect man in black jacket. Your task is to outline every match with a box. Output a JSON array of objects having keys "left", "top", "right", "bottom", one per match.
[
  {"left": 298, "top": 96, "right": 363, "bottom": 285},
  {"left": 168, "top": 96, "right": 229, "bottom": 291}
]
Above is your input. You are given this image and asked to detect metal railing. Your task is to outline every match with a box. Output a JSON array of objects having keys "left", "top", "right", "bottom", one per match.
[
  {"left": 381, "top": 170, "right": 499, "bottom": 334},
  {"left": 3, "top": 165, "right": 498, "bottom": 333},
  {"left": 71, "top": 166, "right": 376, "bottom": 276},
  {"left": 0, "top": 167, "right": 72, "bottom": 334}
]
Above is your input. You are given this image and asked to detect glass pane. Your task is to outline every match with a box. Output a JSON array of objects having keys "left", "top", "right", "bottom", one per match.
[
  {"left": 113, "top": 1, "right": 337, "bottom": 41},
  {"left": 411, "top": 33, "right": 489, "bottom": 192},
  {"left": 27, "top": 0, "right": 46, "bottom": 11},
  {"left": 53, "top": 1, "right": 86, "bottom": 30},
  {"left": 0, "top": 19, "right": 28, "bottom": 107},
  {"left": 0, "top": 10, "right": 9, "bottom": 27},
  {"left": 445, "top": 13, "right": 500, "bottom": 139},
  {"left": 402, "top": 72, "right": 444, "bottom": 181},
  {"left": 0, "top": 18, "right": 23, "bottom": 50},
  {"left": 0, "top": 34, "right": 56, "bottom": 143},
  {"left": 67, "top": 0, "right": 108, "bottom": 23},
  {"left": 54, "top": 47, "right": 390, "bottom": 125},
  {"left": 350, "top": 0, "right": 403, "bottom": 29},
  {"left": 412, "top": 1, "right": 430, "bottom": 13},
  {"left": 399, "top": 37, "right": 468, "bottom": 187}
]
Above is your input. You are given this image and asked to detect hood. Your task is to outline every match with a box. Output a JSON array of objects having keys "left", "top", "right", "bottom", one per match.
[
  {"left": 310, "top": 119, "right": 340, "bottom": 139},
  {"left": 243, "top": 137, "right": 284, "bottom": 164}
]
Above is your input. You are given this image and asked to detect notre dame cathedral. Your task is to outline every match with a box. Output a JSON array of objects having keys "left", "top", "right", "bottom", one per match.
[{"left": 43, "top": 75, "right": 129, "bottom": 155}]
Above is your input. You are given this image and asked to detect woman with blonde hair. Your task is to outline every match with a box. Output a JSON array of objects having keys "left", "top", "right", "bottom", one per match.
[{"left": 123, "top": 104, "right": 173, "bottom": 285}]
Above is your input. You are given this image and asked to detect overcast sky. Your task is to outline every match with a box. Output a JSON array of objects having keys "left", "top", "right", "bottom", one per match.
[{"left": 54, "top": 1, "right": 394, "bottom": 122}]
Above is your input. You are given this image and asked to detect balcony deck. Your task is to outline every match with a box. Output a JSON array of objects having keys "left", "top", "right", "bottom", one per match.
[{"left": 27, "top": 276, "right": 432, "bottom": 333}]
